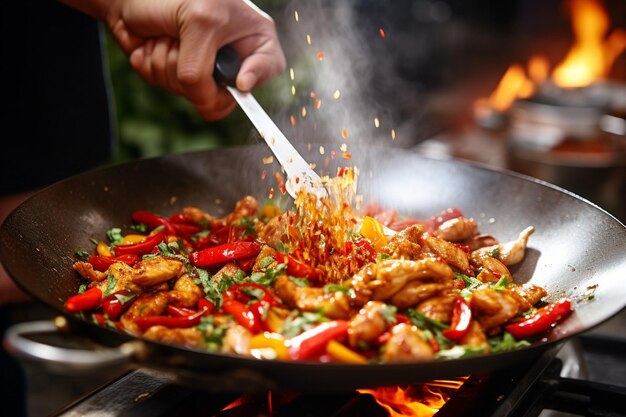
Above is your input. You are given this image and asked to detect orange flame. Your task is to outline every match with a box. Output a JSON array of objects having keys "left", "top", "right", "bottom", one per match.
[
  {"left": 553, "top": 0, "right": 626, "bottom": 87},
  {"left": 357, "top": 378, "right": 468, "bottom": 417}
]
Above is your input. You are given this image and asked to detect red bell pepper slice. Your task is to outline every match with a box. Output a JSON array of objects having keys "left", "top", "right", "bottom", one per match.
[
  {"left": 222, "top": 299, "right": 263, "bottom": 334},
  {"left": 505, "top": 299, "right": 572, "bottom": 340},
  {"left": 132, "top": 210, "right": 177, "bottom": 236},
  {"left": 88, "top": 254, "right": 139, "bottom": 272},
  {"left": 102, "top": 291, "right": 136, "bottom": 320},
  {"left": 198, "top": 298, "right": 215, "bottom": 315},
  {"left": 442, "top": 297, "right": 472, "bottom": 341},
  {"left": 133, "top": 309, "right": 205, "bottom": 332},
  {"left": 288, "top": 320, "right": 349, "bottom": 360},
  {"left": 188, "top": 241, "right": 262, "bottom": 267},
  {"left": 171, "top": 222, "right": 201, "bottom": 238},
  {"left": 114, "top": 232, "right": 166, "bottom": 255},
  {"left": 65, "top": 287, "right": 102, "bottom": 313},
  {"left": 275, "top": 253, "right": 321, "bottom": 280},
  {"left": 167, "top": 305, "right": 197, "bottom": 317}
]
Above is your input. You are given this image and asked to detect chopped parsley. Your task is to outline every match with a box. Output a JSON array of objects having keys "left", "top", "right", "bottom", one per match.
[
  {"left": 103, "top": 274, "right": 118, "bottom": 297},
  {"left": 289, "top": 277, "right": 310, "bottom": 287},
  {"left": 258, "top": 256, "right": 275, "bottom": 269},
  {"left": 380, "top": 305, "right": 398, "bottom": 324},
  {"left": 407, "top": 309, "right": 448, "bottom": 331},
  {"left": 248, "top": 263, "right": 286, "bottom": 287},
  {"left": 106, "top": 228, "right": 124, "bottom": 246},
  {"left": 489, "top": 332, "right": 531, "bottom": 353},
  {"left": 196, "top": 316, "right": 229, "bottom": 351},
  {"left": 75, "top": 249, "right": 90, "bottom": 261},
  {"left": 281, "top": 311, "right": 329, "bottom": 338},
  {"left": 490, "top": 247, "right": 501, "bottom": 259},
  {"left": 323, "top": 284, "right": 351, "bottom": 294},
  {"left": 130, "top": 223, "right": 148, "bottom": 234},
  {"left": 78, "top": 284, "right": 87, "bottom": 294},
  {"left": 492, "top": 276, "right": 510, "bottom": 291}
]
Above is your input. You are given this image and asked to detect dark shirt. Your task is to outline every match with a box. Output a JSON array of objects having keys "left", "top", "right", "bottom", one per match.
[{"left": 1, "top": 0, "right": 114, "bottom": 194}]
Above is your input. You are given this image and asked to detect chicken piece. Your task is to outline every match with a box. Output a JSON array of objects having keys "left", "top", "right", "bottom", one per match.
[
  {"left": 510, "top": 283, "right": 548, "bottom": 307},
  {"left": 434, "top": 217, "right": 477, "bottom": 242},
  {"left": 274, "top": 275, "right": 351, "bottom": 319},
  {"left": 381, "top": 323, "right": 435, "bottom": 363},
  {"left": 180, "top": 206, "right": 221, "bottom": 228},
  {"left": 226, "top": 196, "right": 258, "bottom": 224},
  {"left": 252, "top": 245, "right": 279, "bottom": 273},
  {"left": 467, "top": 234, "right": 499, "bottom": 251},
  {"left": 143, "top": 326, "right": 203, "bottom": 348},
  {"left": 168, "top": 274, "right": 204, "bottom": 308},
  {"left": 470, "top": 288, "right": 521, "bottom": 334},
  {"left": 348, "top": 301, "right": 390, "bottom": 348},
  {"left": 132, "top": 256, "right": 183, "bottom": 287},
  {"left": 415, "top": 294, "right": 457, "bottom": 323},
  {"left": 471, "top": 226, "right": 535, "bottom": 266},
  {"left": 222, "top": 324, "right": 252, "bottom": 356},
  {"left": 476, "top": 257, "right": 513, "bottom": 283},
  {"left": 256, "top": 213, "right": 289, "bottom": 247},
  {"left": 73, "top": 261, "right": 107, "bottom": 282},
  {"left": 352, "top": 258, "right": 454, "bottom": 302},
  {"left": 91, "top": 262, "right": 142, "bottom": 295},
  {"left": 391, "top": 282, "right": 453, "bottom": 309},
  {"left": 212, "top": 262, "right": 242, "bottom": 287},
  {"left": 383, "top": 224, "right": 424, "bottom": 260},
  {"left": 459, "top": 321, "right": 490, "bottom": 352},
  {"left": 421, "top": 235, "right": 472, "bottom": 276},
  {"left": 120, "top": 292, "right": 168, "bottom": 334}
]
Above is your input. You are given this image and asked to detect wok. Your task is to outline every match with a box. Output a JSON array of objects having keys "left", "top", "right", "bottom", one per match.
[{"left": 2, "top": 144, "right": 626, "bottom": 392}]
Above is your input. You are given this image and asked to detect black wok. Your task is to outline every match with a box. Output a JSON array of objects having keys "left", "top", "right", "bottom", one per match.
[{"left": 2, "top": 144, "right": 626, "bottom": 392}]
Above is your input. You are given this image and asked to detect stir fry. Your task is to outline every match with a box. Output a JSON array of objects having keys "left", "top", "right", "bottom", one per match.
[{"left": 67, "top": 175, "right": 571, "bottom": 363}]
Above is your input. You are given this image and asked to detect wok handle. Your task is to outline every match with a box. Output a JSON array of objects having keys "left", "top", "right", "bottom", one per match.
[{"left": 3, "top": 319, "right": 141, "bottom": 371}]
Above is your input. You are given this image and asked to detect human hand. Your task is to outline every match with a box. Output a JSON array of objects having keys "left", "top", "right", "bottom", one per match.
[{"left": 61, "top": 0, "right": 286, "bottom": 120}]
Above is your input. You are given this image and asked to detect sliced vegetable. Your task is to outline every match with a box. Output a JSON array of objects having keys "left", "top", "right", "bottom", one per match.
[
  {"left": 250, "top": 332, "right": 289, "bottom": 360},
  {"left": 189, "top": 241, "right": 262, "bottom": 267},
  {"left": 88, "top": 254, "right": 139, "bottom": 272},
  {"left": 222, "top": 299, "right": 263, "bottom": 333},
  {"left": 114, "top": 232, "right": 166, "bottom": 255},
  {"left": 131, "top": 210, "right": 177, "bottom": 235},
  {"left": 96, "top": 242, "right": 112, "bottom": 257},
  {"left": 505, "top": 299, "right": 572, "bottom": 339},
  {"left": 359, "top": 216, "right": 388, "bottom": 250},
  {"left": 326, "top": 340, "right": 368, "bottom": 364},
  {"left": 65, "top": 287, "right": 102, "bottom": 313},
  {"left": 442, "top": 297, "right": 472, "bottom": 341},
  {"left": 134, "top": 309, "right": 205, "bottom": 332},
  {"left": 288, "top": 320, "right": 349, "bottom": 360},
  {"left": 102, "top": 291, "right": 136, "bottom": 320},
  {"left": 275, "top": 253, "right": 321, "bottom": 279}
]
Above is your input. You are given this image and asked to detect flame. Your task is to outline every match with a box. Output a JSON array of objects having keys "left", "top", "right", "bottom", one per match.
[
  {"left": 485, "top": 64, "right": 531, "bottom": 112},
  {"left": 357, "top": 378, "right": 468, "bottom": 417},
  {"left": 553, "top": 0, "right": 626, "bottom": 87}
]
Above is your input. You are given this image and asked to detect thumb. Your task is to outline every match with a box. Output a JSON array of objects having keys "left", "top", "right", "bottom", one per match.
[{"left": 236, "top": 40, "right": 286, "bottom": 91}]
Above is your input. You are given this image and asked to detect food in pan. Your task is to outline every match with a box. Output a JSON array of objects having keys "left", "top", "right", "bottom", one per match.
[{"left": 67, "top": 171, "right": 572, "bottom": 363}]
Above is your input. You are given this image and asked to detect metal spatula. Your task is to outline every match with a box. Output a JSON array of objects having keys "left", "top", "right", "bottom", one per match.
[{"left": 214, "top": 47, "right": 327, "bottom": 200}]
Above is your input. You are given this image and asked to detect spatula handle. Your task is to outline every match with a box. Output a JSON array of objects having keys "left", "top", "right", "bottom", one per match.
[{"left": 214, "top": 46, "right": 241, "bottom": 87}]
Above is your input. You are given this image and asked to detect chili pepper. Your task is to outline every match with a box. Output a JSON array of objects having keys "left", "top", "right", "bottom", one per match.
[
  {"left": 236, "top": 256, "right": 256, "bottom": 273},
  {"left": 114, "top": 232, "right": 165, "bottom": 255},
  {"left": 167, "top": 305, "right": 197, "bottom": 317},
  {"left": 133, "top": 309, "right": 205, "bottom": 332},
  {"left": 227, "top": 282, "right": 281, "bottom": 306},
  {"left": 132, "top": 210, "right": 177, "bottom": 236},
  {"left": 275, "top": 253, "right": 321, "bottom": 280},
  {"left": 102, "top": 291, "right": 136, "bottom": 320},
  {"left": 88, "top": 254, "right": 139, "bottom": 272},
  {"left": 288, "top": 320, "right": 349, "bottom": 361},
  {"left": 198, "top": 298, "right": 215, "bottom": 315},
  {"left": 169, "top": 212, "right": 196, "bottom": 225},
  {"left": 189, "top": 241, "right": 262, "bottom": 267},
  {"left": 64, "top": 287, "right": 102, "bottom": 313},
  {"left": 171, "top": 222, "right": 201, "bottom": 238},
  {"left": 222, "top": 299, "right": 263, "bottom": 333},
  {"left": 505, "top": 299, "right": 572, "bottom": 340},
  {"left": 442, "top": 297, "right": 472, "bottom": 341}
]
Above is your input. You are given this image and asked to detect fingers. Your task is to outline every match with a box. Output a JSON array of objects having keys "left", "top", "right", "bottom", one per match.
[{"left": 236, "top": 38, "right": 286, "bottom": 91}]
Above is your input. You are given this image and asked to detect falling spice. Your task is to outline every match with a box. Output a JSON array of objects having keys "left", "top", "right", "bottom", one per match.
[
  {"left": 310, "top": 91, "right": 317, "bottom": 99},
  {"left": 262, "top": 156, "right": 274, "bottom": 165},
  {"left": 342, "top": 152, "right": 353, "bottom": 160},
  {"left": 268, "top": 188, "right": 275, "bottom": 199},
  {"left": 314, "top": 99, "right": 321, "bottom": 109},
  {"left": 319, "top": 146, "right": 325, "bottom": 155},
  {"left": 330, "top": 150, "right": 337, "bottom": 159},
  {"left": 341, "top": 128, "right": 348, "bottom": 139},
  {"left": 374, "top": 117, "right": 380, "bottom": 128},
  {"left": 379, "top": 28, "right": 385, "bottom": 38},
  {"left": 294, "top": 10, "right": 299, "bottom": 22},
  {"left": 340, "top": 143, "right": 348, "bottom": 152},
  {"left": 290, "top": 115, "right": 296, "bottom": 126},
  {"left": 307, "top": 143, "right": 312, "bottom": 151},
  {"left": 261, "top": 170, "right": 267, "bottom": 180},
  {"left": 306, "top": 34, "right": 312, "bottom": 45},
  {"left": 317, "top": 51, "right": 325, "bottom": 61},
  {"left": 301, "top": 106, "right": 307, "bottom": 117},
  {"left": 391, "top": 129, "right": 396, "bottom": 141},
  {"left": 291, "top": 85, "right": 296, "bottom": 95},
  {"left": 289, "top": 68, "right": 295, "bottom": 80},
  {"left": 333, "top": 90, "right": 341, "bottom": 99}
]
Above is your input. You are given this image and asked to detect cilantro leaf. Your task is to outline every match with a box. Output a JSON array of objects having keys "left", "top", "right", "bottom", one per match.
[
  {"left": 435, "top": 345, "right": 487, "bottom": 360},
  {"left": 106, "top": 228, "right": 124, "bottom": 246},
  {"left": 103, "top": 274, "right": 118, "bottom": 297},
  {"left": 289, "top": 277, "right": 309, "bottom": 288},
  {"left": 75, "top": 249, "right": 90, "bottom": 261},
  {"left": 490, "top": 332, "right": 531, "bottom": 353},
  {"left": 380, "top": 305, "right": 398, "bottom": 324}
]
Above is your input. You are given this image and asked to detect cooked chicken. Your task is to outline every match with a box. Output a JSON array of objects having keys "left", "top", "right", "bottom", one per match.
[
  {"left": 179, "top": 206, "right": 221, "bottom": 227},
  {"left": 222, "top": 324, "right": 253, "bottom": 356},
  {"left": 120, "top": 292, "right": 168, "bottom": 334},
  {"left": 476, "top": 257, "right": 513, "bottom": 283},
  {"left": 383, "top": 224, "right": 424, "bottom": 260},
  {"left": 421, "top": 235, "right": 472, "bottom": 276},
  {"left": 470, "top": 288, "right": 521, "bottom": 334},
  {"left": 252, "top": 245, "right": 279, "bottom": 272},
  {"left": 471, "top": 226, "right": 535, "bottom": 266},
  {"left": 390, "top": 282, "right": 453, "bottom": 309},
  {"left": 143, "top": 326, "right": 203, "bottom": 348},
  {"left": 73, "top": 261, "right": 107, "bottom": 282},
  {"left": 459, "top": 321, "right": 490, "bottom": 352},
  {"left": 434, "top": 217, "right": 477, "bottom": 242},
  {"left": 274, "top": 275, "right": 351, "bottom": 319},
  {"left": 88, "top": 262, "right": 142, "bottom": 295},
  {"left": 168, "top": 274, "right": 204, "bottom": 308},
  {"left": 415, "top": 294, "right": 457, "bottom": 323},
  {"left": 256, "top": 214, "right": 289, "bottom": 247},
  {"left": 348, "top": 301, "right": 390, "bottom": 348},
  {"left": 381, "top": 323, "right": 435, "bottom": 363},
  {"left": 132, "top": 256, "right": 183, "bottom": 287},
  {"left": 226, "top": 196, "right": 259, "bottom": 224}
]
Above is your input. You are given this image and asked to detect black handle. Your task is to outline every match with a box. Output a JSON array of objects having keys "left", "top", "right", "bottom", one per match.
[{"left": 214, "top": 46, "right": 241, "bottom": 87}]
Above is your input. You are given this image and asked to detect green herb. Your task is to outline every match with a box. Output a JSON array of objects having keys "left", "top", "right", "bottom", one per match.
[
  {"left": 90, "top": 238, "right": 99, "bottom": 246},
  {"left": 93, "top": 314, "right": 117, "bottom": 329},
  {"left": 490, "top": 247, "right": 501, "bottom": 259},
  {"left": 130, "top": 223, "right": 148, "bottom": 234},
  {"left": 240, "top": 286, "right": 266, "bottom": 301},
  {"left": 248, "top": 263, "right": 286, "bottom": 287},
  {"left": 323, "top": 284, "right": 351, "bottom": 294},
  {"left": 274, "top": 241, "right": 291, "bottom": 254},
  {"left": 190, "top": 230, "right": 210, "bottom": 242},
  {"left": 104, "top": 274, "right": 118, "bottom": 297},
  {"left": 233, "top": 217, "right": 257, "bottom": 236},
  {"left": 106, "top": 228, "right": 124, "bottom": 246},
  {"left": 75, "top": 249, "right": 90, "bottom": 261},
  {"left": 489, "top": 332, "right": 531, "bottom": 353},
  {"left": 114, "top": 292, "right": 135, "bottom": 305},
  {"left": 407, "top": 310, "right": 449, "bottom": 331},
  {"left": 258, "top": 256, "right": 275, "bottom": 270},
  {"left": 522, "top": 307, "right": 538, "bottom": 317},
  {"left": 492, "top": 276, "right": 510, "bottom": 291},
  {"left": 380, "top": 305, "right": 398, "bottom": 324},
  {"left": 197, "top": 316, "right": 229, "bottom": 351},
  {"left": 78, "top": 284, "right": 87, "bottom": 294},
  {"left": 435, "top": 345, "right": 487, "bottom": 360},
  {"left": 281, "top": 311, "right": 329, "bottom": 338},
  {"left": 379, "top": 253, "right": 390, "bottom": 260},
  {"left": 289, "top": 276, "right": 310, "bottom": 287}
]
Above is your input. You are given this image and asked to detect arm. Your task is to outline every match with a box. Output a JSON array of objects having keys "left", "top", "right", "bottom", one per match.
[{"left": 58, "top": 0, "right": 286, "bottom": 121}]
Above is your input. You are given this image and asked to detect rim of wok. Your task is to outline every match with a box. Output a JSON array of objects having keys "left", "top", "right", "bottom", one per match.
[{"left": 1, "top": 143, "right": 625, "bottom": 391}]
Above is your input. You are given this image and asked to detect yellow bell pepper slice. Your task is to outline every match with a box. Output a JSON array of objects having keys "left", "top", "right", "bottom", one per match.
[
  {"left": 261, "top": 203, "right": 282, "bottom": 220},
  {"left": 96, "top": 242, "right": 112, "bottom": 257},
  {"left": 359, "top": 216, "right": 388, "bottom": 250},
  {"left": 250, "top": 332, "right": 289, "bottom": 360},
  {"left": 121, "top": 234, "right": 147, "bottom": 245},
  {"left": 326, "top": 340, "right": 368, "bottom": 364}
]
